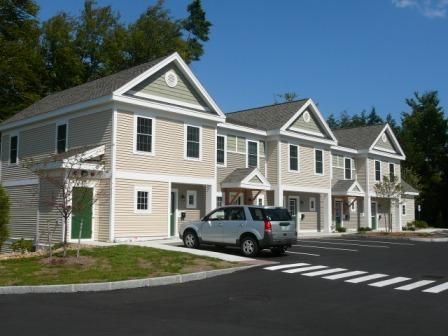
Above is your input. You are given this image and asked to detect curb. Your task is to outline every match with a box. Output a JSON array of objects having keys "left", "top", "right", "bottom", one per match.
[
  {"left": 0, "top": 264, "right": 257, "bottom": 295},
  {"left": 409, "top": 237, "right": 448, "bottom": 242}
]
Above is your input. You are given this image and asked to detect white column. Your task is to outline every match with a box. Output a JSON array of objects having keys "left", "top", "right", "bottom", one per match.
[
  {"left": 275, "top": 185, "right": 284, "bottom": 206},
  {"left": 206, "top": 184, "right": 216, "bottom": 212},
  {"left": 364, "top": 195, "right": 372, "bottom": 228},
  {"left": 322, "top": 192, "right": 332, "bottom": 233}
]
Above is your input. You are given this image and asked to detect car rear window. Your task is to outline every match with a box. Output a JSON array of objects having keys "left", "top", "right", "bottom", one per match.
[
  {"left": 249, "top": 207, "right": 264, "bottom": 221},
  {"left": 264, "top": 208, "right": 292, "bottom": 221}
]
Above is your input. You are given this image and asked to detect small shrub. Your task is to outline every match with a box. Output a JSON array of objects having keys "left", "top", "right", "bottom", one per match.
[
  {"left": 336, "top": 227, "right": 347, "bottom": 232},
  {"left": 0, "top": 185, "right": 10, "bottom": 250},
  {"left": 11, "top": 238, "right": 34, "bottom": 254},
  {"left": 358, "top": 227, "right": 372, "bottom": 233},
  {"left": 409, "top": 220, "right": 428, "bottom": 229}
]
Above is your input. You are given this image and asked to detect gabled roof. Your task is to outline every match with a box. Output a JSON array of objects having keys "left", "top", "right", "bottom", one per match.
[
  {"left": 332, "top": 124, "right": 386, "bottom": 150},
  {"left": 332, "top": 179, "right": 365, "bottom": 196},
  {"left": 401, "top": 180, "right": 419, "bottom": 195},
  {"left": 221, "top": 167, "right": 270, "bottom": 190},
  {"left": 226, "top": 100, "right": 308, "bottom": 131}
]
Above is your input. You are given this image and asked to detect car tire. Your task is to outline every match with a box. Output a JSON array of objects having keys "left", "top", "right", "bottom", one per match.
[
  {"left": 271, "top": 246, "right": 286, "bottom": 256},
  {"left": 183, "top": 231, "right": 199, "bottom": 249},
  {"left": 240, "top": 236, "right": 259, "bottom": 257}
]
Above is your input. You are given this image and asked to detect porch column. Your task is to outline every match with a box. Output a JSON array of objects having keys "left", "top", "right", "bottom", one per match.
[
  {"left": 363, "top": 195, "right": 371, "bottom": 228},
  {"left": 275, "top": 185, "right": 283, "bottom": 206},
  {"left": 322, "top": 192, "right": 332, "bottom": 233},
  {"left": 205, "top": 184, "right": 216, "bottom": 212}
]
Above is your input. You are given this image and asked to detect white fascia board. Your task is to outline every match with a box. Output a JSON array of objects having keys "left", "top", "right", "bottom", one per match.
[
  {"left": 218, "top": 122, "right": 267, "bottom": 136},
  {"left": 113, "top": 52, "right": 225, "bottom": 118},
  {"left": 0, "top": 95, "right": 113, "bottom": 132},
  {"left": 369, "top": 124, "right": 406, "bottom": 158},
  {"left": 277, "top": 130, "right": 337, "bottom": 146},
  {"left": 349, "top": 180, "right": 365, "bottom": 194},
  {"left": 279, "top": 184, "right": 331, "bottom": 194},
  {"left": 115, "top": 170, "right": 215, "bottom": 185},
  {"left": 307, "top": 99, "right": 338, "bottom": 142},
  {"left": 367, "top": 149, "right": 405, "bottom": 160},
  {"left": 113, "top": 95, "right": 225, "bottom": 123},
  {"left": 331, "top": 145, "right": 359, "bottom": 155},
  {"left": 404, "top": 191, "right": 419, "bottom": 196}
]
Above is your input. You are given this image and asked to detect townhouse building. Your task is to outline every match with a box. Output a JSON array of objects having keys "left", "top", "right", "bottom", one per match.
[{"left": 0, "top": 53, "right": 417, "bottom": 249}]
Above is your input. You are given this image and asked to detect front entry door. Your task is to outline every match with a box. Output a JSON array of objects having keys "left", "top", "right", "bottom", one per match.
[
  {"left": 335, "top": 200, "right": 342, "bottom": 229},
  {"left": 170, "top": 191, "right": 177, "bottom": 236},
  {"left": 371, "top": 202, "right": 377, "bottom": 230},
  {"left": 71, "top": 187, "right": 93, "bottom": 239}
]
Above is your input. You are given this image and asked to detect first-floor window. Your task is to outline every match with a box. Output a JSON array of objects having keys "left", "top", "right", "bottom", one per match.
[
  {"left": 186, "top": 190, "right": 197, "bottom": 208},
  {"left": 217, "top": 196, "right": 223, "bottom": 207},
  {"left": 289, "top": 144, "right": 298, "bottom": 171},
  {"left": 309, "top": 197, "right": 316, "bottom": 211},
  {"left": 135, "top": 188, "right": 152, "bottom": 213},
  {"left": 315, "top": 149, "right": 323, "bottom": 175},
  {"left": 402, "top": 204, "right": 406, "bottom": 215}
]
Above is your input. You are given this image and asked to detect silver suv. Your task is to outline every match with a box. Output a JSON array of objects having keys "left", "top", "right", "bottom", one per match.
[{"left": 179, "top": 205, "right": 297, "bottom": 257}]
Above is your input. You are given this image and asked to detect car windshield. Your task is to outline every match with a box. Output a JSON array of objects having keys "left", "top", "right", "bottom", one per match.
[{"left": 264, "top": 208, "right": 292, "bottom": 221}]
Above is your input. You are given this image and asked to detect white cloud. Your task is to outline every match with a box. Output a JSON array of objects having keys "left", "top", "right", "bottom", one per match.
[{"left": 392, "top": 0, "right": 448, "bottom": 18}]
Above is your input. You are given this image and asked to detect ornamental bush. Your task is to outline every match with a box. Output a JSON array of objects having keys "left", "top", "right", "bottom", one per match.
[{"left": 0, "top": 185, "right": 11, "bottom": 251}]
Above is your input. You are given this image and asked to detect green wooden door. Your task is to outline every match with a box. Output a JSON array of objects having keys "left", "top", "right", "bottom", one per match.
[
  {"left": 71, "top": 187, "right": 93, "bottom": 239},
  {"left": 170, "top": 191, "right": 176, "bottom": 236}
]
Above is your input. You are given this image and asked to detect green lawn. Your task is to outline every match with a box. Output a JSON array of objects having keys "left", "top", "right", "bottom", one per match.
[{"left": 0, "top": 245, "right": 237, "bottom": 286}]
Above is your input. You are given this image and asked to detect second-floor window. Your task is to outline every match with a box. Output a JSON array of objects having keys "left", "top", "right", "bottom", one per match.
[
  {"left": 289, "top": 144, "right": 298, "bottom": 171},
  {"left": 57, "top": 124, "right": 67, "bottom": 153},
  {"left": 344, "top": 158, "right": 352, "bottom": 179},
  {"left": 375, "top": 160, "right": 381, "bottom": 181},
  {"left": 247, "top": 141, "right": 258, "bottom": 167},
  {"left": 389, "top": 163, "right": 395, "bottom": 179},
  {"left": 315, "top": 149, "right": 323, "bottom": 175},
  {"left": 217, "top": 135, "right": 225, "bottom": 165},
  {"left": 10, "top": 135, "right": 18, "bottom": 164},
  {"left": 186, "top": 125, "right": 200, "bottom": 159},
  {"left": 136, "top": 117, "right": 153, "bottom": 153}
]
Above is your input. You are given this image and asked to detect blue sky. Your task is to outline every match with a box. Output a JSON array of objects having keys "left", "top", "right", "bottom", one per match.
[{"left": 36, "top": 0, "right": 448, "bottom": 122}]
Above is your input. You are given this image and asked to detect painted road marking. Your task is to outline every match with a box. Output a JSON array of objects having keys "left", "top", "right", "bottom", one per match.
[
  {"left": 345, "top": 273, "right": 388, "bottom": 283},
  {"left": 287, "top": 251, "right": 320, "bottom": 257},
  {"left": 331, "top": 238, "right": 414, "bottom": 246},
  {"left": 369, "top": 277, "right": 411, "bottom": 287},
  {"left": 302, "top": 268, "right": 347, "bottom": 277},
  {"left": 283, "top": 265, "right": 328, "bottom": 274},
  {"left": 323, "top": 271, "right": 367, "bottom": 280},
  {"left": 395, "top": 280, "right": 436, "bottom": 291},
  {"left": 293, "top": 244, "right": 358, "bottom": 252},
  {"left": 423, "top": 282, "right": 448, "bottom": 294},
  {"left": 296, "top": 239, "right": 389, "bottom": 249},
  {"left": 264, "top": 263, "right": 309, "bottom": 271}
]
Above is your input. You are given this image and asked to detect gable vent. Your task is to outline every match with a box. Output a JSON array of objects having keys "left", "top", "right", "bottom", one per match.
[
  {"left": 164, "top": 70, "right": 178, "bottom": 88},
  {"left": 381, "top": 133, "right": 387, "bottom": 143},
  {"left": 303, "top": 111, "right": 311, "bottom": 123}
]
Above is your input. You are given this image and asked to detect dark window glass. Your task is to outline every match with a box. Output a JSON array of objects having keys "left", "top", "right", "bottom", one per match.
[
  {"left": 217, "top": 136, "right": 225, "bottom": 164},
  {"left": 57, "top": 124, "right": 67, "bottom": 153},
  {"left": 315, "top": 149, "right": 323, "bottom": 174},
  {"left": 10, "top": 135, "right": 18, "bottom": 164},
  {"left": 345, "top": 158, "right": 352, "bottom": 179},
  {"left": 137, "top": 191, "right": 148, "bottom": 210},
  {"left": 389, "top": 163, "right": 395, "bottom": 179},
  {"left": 136, "top": 117, "right": 152, "bottom": 152},
  {"left": 264, "top": 208, "right": 292, "bottom": 221},
  {"left": 248, "top": 141, "right": 258, "bottom": 167},
  {"left": 249, "top": 207, "right": 265, "bottom": 221},
  {"left": 226, "top": 207, "right": 246, "bottom": 221},
  {"left": 290, "top": 145, "right": 298, "bottom": 171},
  {"left": 187, "top": 126, "right": 200, "bottom": 158},
  {"left": 375, "top": 161, "right": 381, "bottom": 181}
]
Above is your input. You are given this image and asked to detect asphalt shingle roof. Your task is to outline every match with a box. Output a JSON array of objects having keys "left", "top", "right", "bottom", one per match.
[
  {"left": 401, "top": 180, "right": 419, "bottom": 194},
  {"left": 225, "top": 99, "right": 308, "bottom": 131},
  {"left": 221, "top": 168, "right": 256, "bottom": 184},
  {"left": 332, "top": 124, "right": 386, "bottom": 150},
  {"left": 3, "top": 57, "right": 165, "bottom": 125}
]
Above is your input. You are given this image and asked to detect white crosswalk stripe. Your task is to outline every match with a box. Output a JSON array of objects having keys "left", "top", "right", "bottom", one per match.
[
  {"left": 283, "top": 265, "right": 328, "bottom": 274},
  {"left": 345, "top": 274, "right": 388, "bottom": 283},
  {"left": 302, "top": 268, "right": 347, "bottom": 277},
  {"left": 422, "top": 282, "right": 448, "bottom": 294},
  {"left": 369, "top": 277, "right": 410, "bottom": 287},
  {"left": 395, "top": 280, "right": 436, "bottom": 291},
  {"left": 264, "top": 263, "right": 309, "bottom": 271},
  {"left": 323, "top": 270, "right": 367, "bottom": 280}
]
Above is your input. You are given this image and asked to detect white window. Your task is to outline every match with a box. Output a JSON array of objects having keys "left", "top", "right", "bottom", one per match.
[
  {"left": 186, "top": 190, "right": 197, "bottom": 208},
  {"left": 135, "top": 116, "right": 154, "bottom": 154},
  {"left": 315, "top": 149, "right": 324, "bottom": 175},
  {"left": 185, "top": 125, "right": 201, "bottom": 160},
  {"left": 216, "top": 196, "right": 223, "bottom": 207},
  {"left": 309, "top": 197, "right": 316, "bottom": 212},
  {"left": 289, "top": 144, "right": 299, "bottom": 171},
  {"left": 256, "top": 195, "right": 265, "bottom": 206},
  {"left": 402, "top": 204, "right": 406, "bottom": 215},
  {"left": 9, "top": 134, "right": 18, "bottom": 164},
  {"left": 247, "top": 140, "right": 258, "bottom": 167},
  {"left": 375, "top": 160, "right": 381, "bottom": 181},
  {"left": 56, "top": 123, "right": 67, "bottom": 154},
  {"left": 135, "top": 187, "right": 152, "bottom": 213},
  {"left": 217, "top": 135, "right": 226, "bottom": 165},
  {"left": 389, "top": 163, "right": 395, "bottom": 180},
  {"left": 344, "top": 158, "right": 352, "bottom": 180}
]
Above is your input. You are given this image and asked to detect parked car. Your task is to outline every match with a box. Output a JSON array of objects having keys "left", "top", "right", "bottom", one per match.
[{"left": 178, "top": 205, "right": 297, "bottom": 257}]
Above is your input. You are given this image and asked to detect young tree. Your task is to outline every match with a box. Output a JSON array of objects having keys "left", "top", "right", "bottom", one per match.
[
  {"left": 0, "top": 184, "right": 11, "bottom": 251},
  {"left": 374, "top": 176, "right": 403, "bottom": 232}
]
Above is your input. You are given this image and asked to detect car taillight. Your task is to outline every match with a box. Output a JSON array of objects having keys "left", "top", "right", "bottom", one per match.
[{"left": 264, "top": 219, "right": 272, "bottom": 232}]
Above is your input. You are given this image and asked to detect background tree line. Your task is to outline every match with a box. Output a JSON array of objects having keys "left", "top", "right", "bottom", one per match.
[
  {"left": 0, "top": 0, "right": 211, "bottom": 121},
  {"left": 327, "top": 91, "right": 448, "bottom": 228}
]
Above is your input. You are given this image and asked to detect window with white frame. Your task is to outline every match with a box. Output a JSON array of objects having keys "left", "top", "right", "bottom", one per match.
[
  {"left": 289, "top": 144, "right": 299, "bottom": 171},
  {"left": 315, "top": 149, "right": 323, "bottom": 175},
  {"left": 257, "top": 195, "right": 265, "bottom": 206},
  {"left": 136, "top": 116, "right": 153, "bottom": 153},
  {"left": 389, "top": 163, "right": 395, "bottom": 179},
  {"left": 375, "top": 160, "right": 381, "bottom": 181},
  {"left": 217, "top": 135, "right": 225, "bottom": 165},
  {"left": 135, "top": 188, "right": 152, "bottom": 213},
  {"left": 186, "top": 125, "right": 200, "bottom": 159},
  {"left": 10, "top": 135, "right": 18, "bottom": 164},
  {"left": 56, "top": 123, "right": 67, "bottom": 154},
  {"left": 402, "top": 204, "right": 406, "bottom": 215},
  {"left": 216, "top": 196, "right": 223, "bottom": 207},
  {"left": 344, "top": 158, "right": 352, "bottom": 179},
  {"left": 309, "top": 197, "right": 316, "bottom": 211},
  {"left": 186, "top": 190, "right": 197, "bottom": 208},
  {"left": 247, "top": 141, "right": 258, "bottom": 167}
]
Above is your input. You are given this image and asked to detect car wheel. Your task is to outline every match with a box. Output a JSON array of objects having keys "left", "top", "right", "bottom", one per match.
[
  {"left": 240, "top": 236, "right": 259, "bottom": 257},
  {"left": 271, "top": 246, "right": 286, "bottom": 256},
  {"left": 183, "top": 231, "right": 199, "bottom": 249}
]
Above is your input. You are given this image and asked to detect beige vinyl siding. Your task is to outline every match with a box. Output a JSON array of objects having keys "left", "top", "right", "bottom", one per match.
[
  {"left": 227, "top": 135, "right": 236, "bottom": 152},
  {"left": 6, "top": 185, "right": 38, "bottom": 240},
  {"left": 368, "top": 159, "right": 401, "bottom": 191},
  {"left": 356, "top": 158, "right": 367, "bottom": 189},
  {"left": 281, "top": 142, "right": 330, "bottom": 189},
  {"left": 373, "top": 133, "right": 397, "bottom": 153},
  {"left": 131, "top": 64, "right": 208, "bottom": 109},
  {"left": 237, "top": 137, "right": 246, "bottom": 153},
  {"left": 172, "top": 184, "right": 206, "bottom": 221},
  {"left": 289, "top": 111, "right": 324, "bottom": 136},
  {"left": 115, "top": 111, "right": 215, "bottom": 178},
  {"left": 68, "top": 109, "right": 113, "bottom": 170},
  {"left": 96, "top": 179, "right": 111, "bottom": 241},
  {"left": 301, "top": 212, "right": 318, "bottom": 230},
  {"left": 38, "top": 178, "right": 63, "bottom": 245},
  {"left": 114, "top": 179, "right": 169, "bottom": 238},
  {"left": 266, "top": 140, "right": 278, "bottom": 185},
  {"left": 217, "top": 152, "right": 246, "bottom": 188},
  {"left": 401, "top": 197, "right": 415, "bottom": 227}
]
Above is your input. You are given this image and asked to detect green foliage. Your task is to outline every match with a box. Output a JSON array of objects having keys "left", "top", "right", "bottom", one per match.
[
  {"left": 11, "top": 238, "right": 34, "bottom": 253},
  {"left": 326, "top": 107, "right": 392, "bottom": 130},
  {"left": 358, "top": 227, "right": 372, "bottom": 233},
  {"left": 409, "top": 220, "right": 429, "bottom": 229},
  {"left": 402, "top": 224, "right": 416, "bottom": 231},
  {"left": 336, "top": 227, "right": 347, "bottom": 233},
  {"left": 0, "top": 184, "right": 10, "bottom": 250}
]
